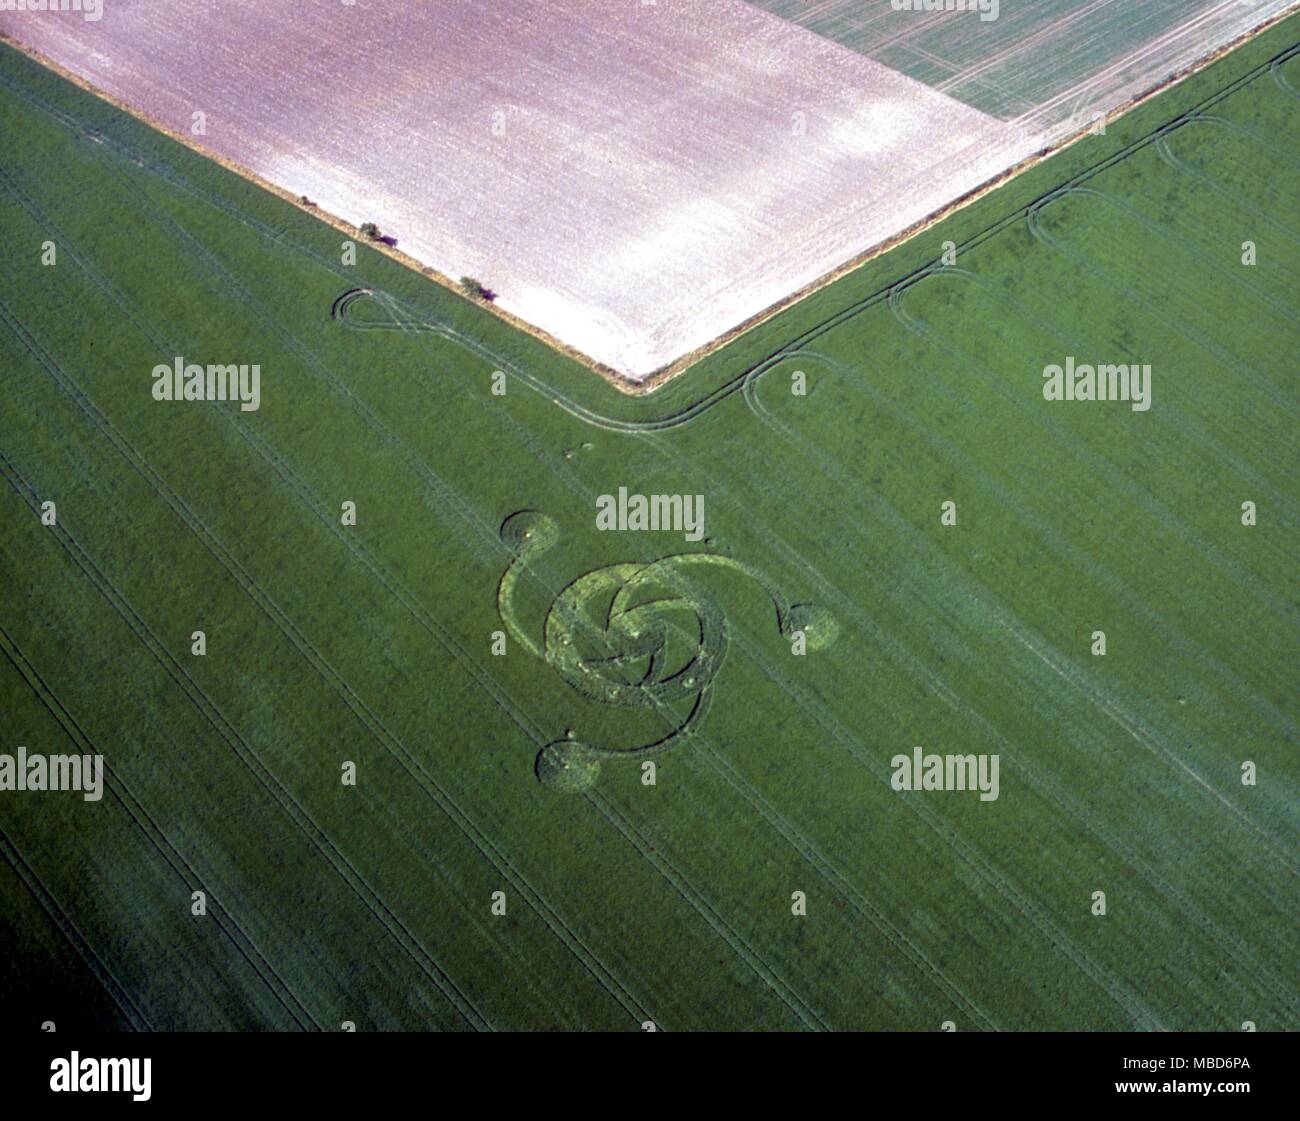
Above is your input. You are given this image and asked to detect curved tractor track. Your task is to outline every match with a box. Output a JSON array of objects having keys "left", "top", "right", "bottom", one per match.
[
  {"left": 326, "top": 40, "right": 1299, "bottom": 433},
  {"left": 0, "top": 35, "right": 1292, "bottom": 435}
]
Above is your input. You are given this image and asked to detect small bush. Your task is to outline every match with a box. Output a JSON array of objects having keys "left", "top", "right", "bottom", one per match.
[{"left": 460, "top": 276, "right": 495, "bottom": 302}]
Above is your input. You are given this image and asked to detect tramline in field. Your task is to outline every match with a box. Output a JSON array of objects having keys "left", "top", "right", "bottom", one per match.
[{"left": 0, "top": 7, "right": 1295, "bottom": 1034}]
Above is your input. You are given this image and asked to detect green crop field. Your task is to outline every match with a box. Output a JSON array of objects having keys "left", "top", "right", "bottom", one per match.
[
  {"left": 747, "top": 0, "right": 1284, "bottom": 123},
  {"left": 0, "top": 17, "right": 1296, "bottom": 1032}
]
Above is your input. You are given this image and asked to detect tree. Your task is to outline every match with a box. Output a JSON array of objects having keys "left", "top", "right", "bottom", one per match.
[
  {"left": 460, "top": 276, "right": 495, "bottom": 301},
  {"left": 359, "top": 222, "right": 381, "bottom": 240}
]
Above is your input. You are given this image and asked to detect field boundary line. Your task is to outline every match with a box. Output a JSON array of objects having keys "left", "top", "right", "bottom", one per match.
[
  {"left": 0, "top": 164, "right": 544, "bottom": 746},
  {"left": 425, "top": 358, "right": 1009, "bottom": 1028},
  {"left": 351, "top": 297, "right": 1006, "bottom": 1026},
  {"left": 1, "top": 40, "right": 1294, "bottom": 431},
  {"left": 109, "top": 162, "right": 883, "bottom": 1029}
]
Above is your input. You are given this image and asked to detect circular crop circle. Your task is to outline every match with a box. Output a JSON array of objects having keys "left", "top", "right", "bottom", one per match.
[
  {"left": 535, "top": 741, "right": 601, "bottom": 792},
  {"left": 543, "top": 563, "right": 726, "bottom": 718},
  {"left": 784, "top": 603, "right": 839, "bottom": 651},
  {"left": 500, "top": 510, "right": 559, "bottom": 551}
]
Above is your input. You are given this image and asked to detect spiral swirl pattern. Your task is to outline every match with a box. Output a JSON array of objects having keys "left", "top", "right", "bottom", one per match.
[{"left": 498, "top": 511, "right": 837, "bottom": 790}]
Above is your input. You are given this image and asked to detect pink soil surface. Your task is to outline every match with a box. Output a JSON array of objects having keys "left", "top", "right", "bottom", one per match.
[{"left": 1, "top": 0, "right": 1032, "bottom": 380}]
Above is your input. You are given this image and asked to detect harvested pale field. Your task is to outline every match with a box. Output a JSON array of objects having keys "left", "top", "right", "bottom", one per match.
[
  {"left": 0, "top": 0, "right": 1288, "bottom": 382},
  {"left": 0, "top": 0, "right": 1029, "bottom": 381}
]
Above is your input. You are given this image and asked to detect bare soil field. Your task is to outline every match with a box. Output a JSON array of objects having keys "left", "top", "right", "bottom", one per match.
[
  {"left": 0, "top": 0, "right": 1028, "bottom": 381},
  {"left": 0, "top": 0, "right": 1289, "bottom": 383}
]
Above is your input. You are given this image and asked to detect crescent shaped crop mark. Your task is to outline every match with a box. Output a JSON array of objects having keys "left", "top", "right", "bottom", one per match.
[
  {"left": 496, "top": 511, "right": 838, "bottom": 791},
  {"left": 1271, "top": 56, "right": 1300, "bottom": 100}
]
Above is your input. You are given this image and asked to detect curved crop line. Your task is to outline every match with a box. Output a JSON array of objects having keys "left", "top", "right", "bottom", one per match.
[
  {"left": 889, "top": 246, "right": 1299, "bottom": 650},
  {"left": 899, "top": 235, "right": 1298, "bottom": 522},
  {"left": 491, "top": 493, "right": 1167, "bottom": 1027},
  {"left": 383, "top": 349, "right": 1004, "bottom": 1029},
  {"left": 1153, "top": 128, "right": 1300, "bottom": 249},
  {"left": 4, "top": 159, "right": 851, "bottom": 1031},
  {"left": 37, "top": 157, "right": 551, "bottom": 745},
  {"left": 496, "top": 510, "right": 835, "bottom": 790},
  {"left": 729, "top": 331, "right": 1299, "bottom": 1009},
  {"left": 2, "top": 39, "right": 1295, "bottom": 1028},
  {"left": 336, "top": 288, "right": 750, "bottom": 433},
  {"left": 664, "top": 408, "right": 1175, "bottom": 1028},
  {"left": 326, "top": 44, "right": 1300, "bottom": 431},
  {"left": 260, "top": 48, "right": 1300, "bottom": 1026},
  {"left": 756, "top": 298, "right": 1299, "bottom": 744},
  {"left": 488, "top": 508, "right": 857, "bottom": 1026},
  {"left": 465, "top": 408, "right": 1003, "bottom": 1026},
  {"left": 154, "top": 37, "right": 1300, "bottom": 1019},
  {"left": 748, "top": 325, "right": 1300, "bottom": 868},
  {"left": 6, "top": 154, "right": 853, "bottom": 1031},
  {"left": 1180, "top": 111, "right": 1300, "bottom": 171},
  {"left": 632, "top": 341, "right": 1295, "bottom": 1025},
  {"left": 565, "top": 300, "right": 1292, "bottom": 1015},
  {"left": 0, "top": 188, "right": 1138, "bottom": 1040},
  {"left": 510, "top": 535, "right": 854, "bottom": 1027},
  {"left": 1271, "top": 56, "right": 1300, "bottom": 99},
  {"left": 0, "top": 188, "right": 646, "bottom": 1030},
  {"left": 1026, "top": 185, "right": 1295, "bottom": 414},
  {"left": 877, "top": 273, "right": 1300, "bottom": 858},
  {"left": 1, "top": 41, "right": 1296, "bottom": 439},
  {"left": 741, "top": 344, "right": 861, "bottom": 425},
  {"left": 1034, "top": 176, "right": 1299, "bottom": 323}
]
